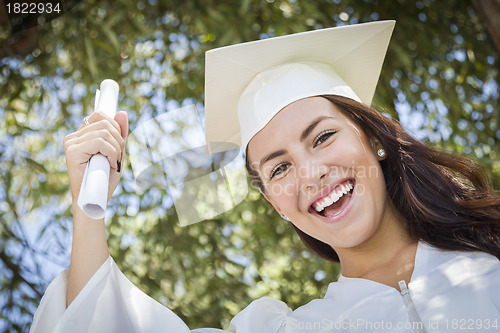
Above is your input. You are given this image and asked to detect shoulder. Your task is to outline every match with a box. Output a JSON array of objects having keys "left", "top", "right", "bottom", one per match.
[
  {"left": 408, "top": 244, "right": 500, "bottom": 324},
  {"left": 411, "top": 243, "right": 500, "bottom": 309},
  {"left": 419, "top": 243, "right": 500, "bottom": 285},
  {"left": 229, "top": 297, "right": 291, "bottom": 332},
  {"left": 229, "top": 296, "right": 344, "bottom": 333}
]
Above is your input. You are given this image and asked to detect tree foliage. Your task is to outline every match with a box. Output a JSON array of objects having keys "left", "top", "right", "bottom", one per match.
[{"left": 0, "top": 0, "right": 498, "bottom": 331}]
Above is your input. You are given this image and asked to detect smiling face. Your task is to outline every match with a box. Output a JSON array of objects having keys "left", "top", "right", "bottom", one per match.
[{"left": 247, "top": 96, "right": 395, "bottom": 251}]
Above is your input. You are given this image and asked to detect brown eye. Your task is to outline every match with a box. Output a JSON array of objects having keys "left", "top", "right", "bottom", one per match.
[
  {"left": 270, "top": 163, "right": 290, "bottom": 179},
  {"left": 314, "top": 130, "right": 337, "bottom": 147}
]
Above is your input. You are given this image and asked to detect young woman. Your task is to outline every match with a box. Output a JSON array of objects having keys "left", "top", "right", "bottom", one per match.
[{"left": 30, "top": 21, "right": 500, "bottom": 333}]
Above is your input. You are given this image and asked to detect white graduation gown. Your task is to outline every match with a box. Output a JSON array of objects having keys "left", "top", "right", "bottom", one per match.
[{"left": 30, "top": 241, "right": 500, "bottom": 332}]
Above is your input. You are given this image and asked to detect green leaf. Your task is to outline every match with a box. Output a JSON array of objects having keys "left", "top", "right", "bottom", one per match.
[
  {"left": 101, "top": 22, "right": 121, "bottom": 53},
  {"left": 84, "top": 37, "right": 98, "bottom": 78}
]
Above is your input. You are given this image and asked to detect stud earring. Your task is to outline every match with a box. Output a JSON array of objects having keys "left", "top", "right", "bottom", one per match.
[
  {"left": 281, "top": 214, "right": 290, "bottom": 221},
  {"left": 377, "top": 148, "right": 386, "bottom": 158}
]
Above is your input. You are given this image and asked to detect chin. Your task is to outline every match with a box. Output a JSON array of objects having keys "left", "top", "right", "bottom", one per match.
[{"left": 314, "top": 214, "right": 382, "bottom": 251}]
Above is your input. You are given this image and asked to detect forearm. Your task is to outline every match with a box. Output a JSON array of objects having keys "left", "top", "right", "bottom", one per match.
[
  {"left": 66, "top": 202, "right": 109, "bottom": 307},
  {"left": 63, "top": 110, "right": 127, "bottom": 308}
]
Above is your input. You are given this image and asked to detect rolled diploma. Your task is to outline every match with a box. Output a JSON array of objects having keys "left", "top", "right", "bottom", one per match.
[{"left": 77, "top": 79, "right": 119, "bottom": 219}]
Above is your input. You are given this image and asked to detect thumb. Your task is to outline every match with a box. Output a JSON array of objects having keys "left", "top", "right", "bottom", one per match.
[{"left": 114, "top": 111, "right": 129, "bottom": 140}]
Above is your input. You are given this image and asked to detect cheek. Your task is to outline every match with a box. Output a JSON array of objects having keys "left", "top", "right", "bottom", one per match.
[
  {"left": 266, "top": 178, "right": 298, "bottom": 202},
  {"left": 328, "top": 128, "right": 371, "bottom": 158},
  {"left": 354, "top": 165, "right": 385, "bottom": 204},
  {"left": 353, "top": 160, "right": 387, "bottom": 228}
]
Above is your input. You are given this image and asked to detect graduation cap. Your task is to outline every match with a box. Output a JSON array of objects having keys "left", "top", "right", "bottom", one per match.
[{"left": 204, "top": 20, "right": 396, "bottom": 151}]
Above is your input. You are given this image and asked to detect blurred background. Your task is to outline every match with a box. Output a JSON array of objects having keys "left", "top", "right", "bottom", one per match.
[{"left": 0, "top": 0, "right": 499, "bottom": 331}]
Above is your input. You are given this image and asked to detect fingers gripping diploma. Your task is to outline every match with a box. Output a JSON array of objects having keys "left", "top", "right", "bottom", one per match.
[{"left": 64, "top": 80, "right": 128, "bottom": 219}]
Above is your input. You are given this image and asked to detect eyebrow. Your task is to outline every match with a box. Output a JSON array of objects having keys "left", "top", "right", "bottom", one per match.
[
  {"left": 259, "top": 116, "right": 335, "bottom": 166},
  {"left": 300, "top": 116, "right": 332, "bottom": 142},
  {"left": 260, "top": 149, "right": 287, "bottom": 165}
]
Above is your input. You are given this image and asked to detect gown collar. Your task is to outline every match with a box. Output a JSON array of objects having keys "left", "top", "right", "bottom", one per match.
[{"left": 324, "top": 240, "right": 456, "bottom": 299}]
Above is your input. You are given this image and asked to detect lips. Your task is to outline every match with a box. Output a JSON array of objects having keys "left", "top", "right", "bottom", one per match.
[{"left": 309, "top": 179, "right": 355, "bottom": 220}]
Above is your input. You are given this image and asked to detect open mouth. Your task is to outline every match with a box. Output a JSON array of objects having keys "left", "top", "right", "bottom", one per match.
[{"left": 310, "top": 179, "right": 355, "bottom": 218}]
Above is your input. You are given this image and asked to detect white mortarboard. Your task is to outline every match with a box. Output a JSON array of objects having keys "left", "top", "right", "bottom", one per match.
[{"left": 204, "top": 20, "right": 395, "bottom": 151}]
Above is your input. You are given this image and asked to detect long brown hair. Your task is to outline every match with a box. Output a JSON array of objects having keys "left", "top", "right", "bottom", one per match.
[{"left": 245, "top": 95, "right": 500, "bottom": 261}]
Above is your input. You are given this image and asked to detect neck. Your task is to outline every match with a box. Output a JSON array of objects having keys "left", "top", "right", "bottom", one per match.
[{"left": 335, "top": 200, "right": 418, "bottom": 283}]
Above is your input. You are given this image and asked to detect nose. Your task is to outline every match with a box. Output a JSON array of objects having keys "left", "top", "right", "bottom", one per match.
[{"left": 297, "top": 158, "right": 329, "bottom": 193}]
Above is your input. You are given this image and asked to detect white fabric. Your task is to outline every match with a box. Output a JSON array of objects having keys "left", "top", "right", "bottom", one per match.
[
  {"left": 237, "top": 62, "right": 361, "bottom": 149},
  {"left": 30, "top": 241, "right": 500, "bottom": 332}
]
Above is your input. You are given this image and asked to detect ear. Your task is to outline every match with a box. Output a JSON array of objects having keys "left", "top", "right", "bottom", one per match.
[
  {"left": 369, "top": 137, "right": 381, "bottom": 150},
  {"left": 260, "top": 190, "right": 284, "bottom": 216},
  {"left": 370, "top": 138, "right": 386, "bottom": 161}
]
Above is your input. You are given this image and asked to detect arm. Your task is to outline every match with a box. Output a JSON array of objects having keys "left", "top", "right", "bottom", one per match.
[
  {"left": 63, "top": 110, "right": 128, "bottom": 307},
  {"left": 33, "top": 110, "right": 291, "bottom": 332},
  {"left": 66, "top": 205, "right": 109, "bottom": 307}
]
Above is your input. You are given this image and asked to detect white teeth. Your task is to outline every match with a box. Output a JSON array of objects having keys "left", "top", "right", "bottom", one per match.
[
  {"left": 314, "top": 181, "right": 354, "bottom": 213},
  {"left": 341, "top": 185, "right": 347, "bottom": 194}
]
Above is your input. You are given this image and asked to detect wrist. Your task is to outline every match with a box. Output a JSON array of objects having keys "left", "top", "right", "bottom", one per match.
[{"left": 72, "top": 202, "right": 105, "bottom": 224}]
